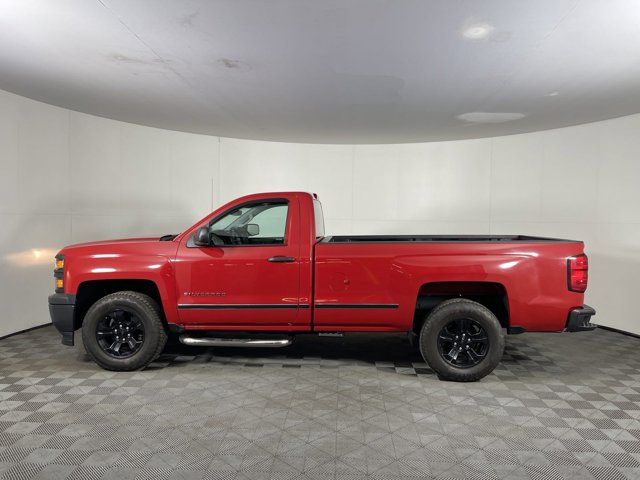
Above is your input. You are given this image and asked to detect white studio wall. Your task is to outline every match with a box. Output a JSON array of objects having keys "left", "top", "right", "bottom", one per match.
[
  {"left": 1, "top": 88, "right": 639, "bottom": 337},
  {"left": 0, "top": 89, "right": 220, "bottom": 338}
]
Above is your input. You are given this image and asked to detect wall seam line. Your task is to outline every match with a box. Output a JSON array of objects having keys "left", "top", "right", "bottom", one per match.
[
  {"left": 216, "top": 136, "right": 221, "bottom": 208},
  {"left": 489, "top": 137, "right": 494, "bottom": 235},
  {"left": 350, "top": 145, "right": 355, "bottom": 234},
  {"left": 68, "top": 110, "right": 73, "bottom": 243}
]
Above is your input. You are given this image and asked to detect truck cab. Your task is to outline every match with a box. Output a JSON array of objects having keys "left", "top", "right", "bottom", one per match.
[
  {"left": 49, "top": 191, "right": 595, "bottom": 381},
  {"left": 174, "top": 192, "right": 320, "bottom": 331}
]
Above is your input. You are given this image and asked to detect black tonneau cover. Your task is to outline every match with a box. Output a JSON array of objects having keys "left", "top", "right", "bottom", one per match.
[{"left": 322, "top": 235, "right": 579, "bottom": 243}]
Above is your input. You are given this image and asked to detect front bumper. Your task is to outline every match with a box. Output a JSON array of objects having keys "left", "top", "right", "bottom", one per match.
[
  {"left": 48, "top": 293, "right": 76, "bottom": 346},
  {"left": 565, "top": 304, "right": 596, "bottom": 332}
]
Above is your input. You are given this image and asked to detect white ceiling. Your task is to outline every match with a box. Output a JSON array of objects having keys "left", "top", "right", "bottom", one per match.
[{"left": 1, "top": 0, "right": 640, "bottom": 144}]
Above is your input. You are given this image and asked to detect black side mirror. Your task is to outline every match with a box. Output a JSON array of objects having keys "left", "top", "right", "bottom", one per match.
[{"left": 194, "top": 227, "right": 210, "bottom": 246}]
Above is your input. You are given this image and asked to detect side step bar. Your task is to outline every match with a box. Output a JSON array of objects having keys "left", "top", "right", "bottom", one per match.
[{"left": 178, "top": 335, "right": 293, "bottom": 348}]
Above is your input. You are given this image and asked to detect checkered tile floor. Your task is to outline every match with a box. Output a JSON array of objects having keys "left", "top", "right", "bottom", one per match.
[{"left": 1, "top": 325, "right": 640, "bottom": 479}]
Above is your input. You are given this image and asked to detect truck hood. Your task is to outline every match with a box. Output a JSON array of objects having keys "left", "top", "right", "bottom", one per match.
[
  {"left": 63, "top": 237, "right": 160, "bottom": 249},
  {"left": 58, "top": 237, "right": 178, "bottom": 258}
]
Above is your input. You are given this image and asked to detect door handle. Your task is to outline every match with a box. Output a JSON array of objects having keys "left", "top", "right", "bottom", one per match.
[{"left": 268, "top": 256, "right": 296, "bottom": 263}]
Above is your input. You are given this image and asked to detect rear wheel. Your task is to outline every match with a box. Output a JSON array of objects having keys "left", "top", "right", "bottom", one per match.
[
  {"left": 81, "top": 291, "right": 167, "bottom": 371},
  {"left": 419, "top": 298, "right": 504, "bottom": 382}
]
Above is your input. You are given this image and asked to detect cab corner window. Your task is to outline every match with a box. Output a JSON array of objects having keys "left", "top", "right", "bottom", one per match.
[
  {"left": 313, "top": 199, "right": 325, "bottom": 238},
  {"left": 208, "top": 201, "right": 288, "bottom": 246}
]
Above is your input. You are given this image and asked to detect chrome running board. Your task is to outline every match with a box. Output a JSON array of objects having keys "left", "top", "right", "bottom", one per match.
[{"left": 178, "top": 335, "right": 293, "bottom": 348}]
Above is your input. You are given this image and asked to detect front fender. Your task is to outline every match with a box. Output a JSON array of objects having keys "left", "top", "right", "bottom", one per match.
[{"left": 65, "top": 254, "right": 178, "bottom": 324}]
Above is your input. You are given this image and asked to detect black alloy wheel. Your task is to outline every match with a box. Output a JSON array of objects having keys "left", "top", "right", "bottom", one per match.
[
  {"left": 95, "top": 309, "right": 145, "bottom": 358},
  {"left": 436, "top": 317, "right": 489, "bottom": 368}
]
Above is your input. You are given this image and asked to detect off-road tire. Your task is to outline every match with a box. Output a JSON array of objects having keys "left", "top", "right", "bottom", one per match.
[{"left": 81, "top": 291, "right": 167, "bottom": 371}]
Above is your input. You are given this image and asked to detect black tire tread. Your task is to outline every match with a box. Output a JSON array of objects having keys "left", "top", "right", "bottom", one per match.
[
  {"left": 419, "top": 298, "right": 504, "bottom": 382},
  {"left": 82, "top": 291, "right": 167, "bottom": 371}
]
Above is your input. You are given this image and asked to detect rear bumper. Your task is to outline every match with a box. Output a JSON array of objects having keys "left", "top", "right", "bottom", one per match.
[
  {"left": 565, "top": 304, "right": 596, "bottom": 332},
  {"left": 48, "top": 293, "right": 76, "bottom": 346}
]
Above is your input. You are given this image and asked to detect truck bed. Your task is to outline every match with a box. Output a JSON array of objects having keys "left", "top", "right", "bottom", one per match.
[{"left": 322, "top": 235, "right": 578, "bottom": 243}]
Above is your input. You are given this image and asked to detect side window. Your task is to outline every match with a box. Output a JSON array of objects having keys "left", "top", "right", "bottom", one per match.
[{"left": 208, "top": 201, "right": 288, "bottom": 245}]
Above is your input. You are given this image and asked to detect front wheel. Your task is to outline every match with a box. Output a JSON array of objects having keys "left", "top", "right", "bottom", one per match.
[
  {"left": 81, "top": 291, "right": 167, "bottom": 371},
  {"left": 419, "top": 298, "right": 504, "bottom": 382}
]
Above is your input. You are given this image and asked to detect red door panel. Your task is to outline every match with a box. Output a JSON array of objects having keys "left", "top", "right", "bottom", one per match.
[
  {"left": 174, "top": 195, "right": 307, "bottom": 331},
  {"left": 174, "top": 243, "right": 304, "bottom": 329}
]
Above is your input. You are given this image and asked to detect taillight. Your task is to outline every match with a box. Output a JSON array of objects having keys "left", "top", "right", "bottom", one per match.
[{"left": 567, "top": 254, "right": 588, "bottom": 293}]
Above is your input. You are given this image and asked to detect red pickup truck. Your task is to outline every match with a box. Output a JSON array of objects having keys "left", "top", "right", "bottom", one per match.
[{"left": 48, "top": 191, "right": 595, "bottom": 381}]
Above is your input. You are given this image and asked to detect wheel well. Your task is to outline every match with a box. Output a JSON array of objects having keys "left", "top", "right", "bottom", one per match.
[
  {"left": 413, "top": 282, "right": 509, "bottom": 333},
  {"left": 74, "top": 280, "right": 165, "bottom": 328}
]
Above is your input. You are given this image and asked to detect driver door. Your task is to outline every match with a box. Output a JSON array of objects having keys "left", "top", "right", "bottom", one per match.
[{"left": 174, "top": 197, "right": 305, "bottom": 330}]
